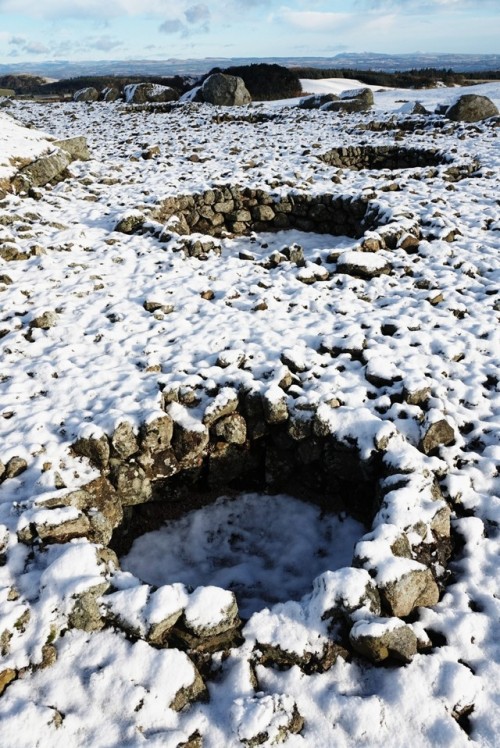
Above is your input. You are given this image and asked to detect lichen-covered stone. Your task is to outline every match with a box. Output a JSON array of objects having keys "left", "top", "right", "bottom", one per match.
[
  {"left": 53, "top": 136, "right": 90, "bottom": 162},
  {"left": 68, "top": 582, "right": 109, "bottom": 632},
  {"left": 110, "top": 421, "right": 139, "bottom": 460},
  {"left": 110, "top": 462, "right": 152, "bottom": 506},
  {"left": 213, "top": 414, "right": 247, "bottom": 444},
  {"left": 72, "top": 434, "right": 110, "bottom": 470},
  {"left": 201, "top": 73, "right": 251, "bottom": 107}
]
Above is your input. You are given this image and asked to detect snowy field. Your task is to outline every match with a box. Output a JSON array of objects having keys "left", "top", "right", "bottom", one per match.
[{"left": 0, "top": 79, "right": 499, "bottom": 746}]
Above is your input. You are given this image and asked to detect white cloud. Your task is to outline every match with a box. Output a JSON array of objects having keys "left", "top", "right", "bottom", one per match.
[
  {"left": 273, "top": 8, "right": 397, "bottom": 35},
  {"left": 358, "top": 0, "right": 497, "bottom": 10},
  {"left": 0, "top": 0, "right": 269, "bottom": 21}
]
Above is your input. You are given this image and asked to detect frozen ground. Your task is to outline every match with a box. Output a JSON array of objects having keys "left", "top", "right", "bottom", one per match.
[{"left": 0, "top": 79, "right": 499, "bottom": 746}]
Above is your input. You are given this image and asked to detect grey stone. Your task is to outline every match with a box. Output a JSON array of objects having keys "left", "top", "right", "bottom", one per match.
[
  {"left": 201, "top": 73, "right": 251, "bottom": 106},
  {"left": 169, "top": 665, "right": 207, "bottom": 711},
  {"left": 15, "top": 149, "right": 71, "bottom": 189},
  {"left": 72, "top": 434, "right": 110, "bottom": 470},
  {"left": 124, "top": 82, "right": 179, "bottom": 104},
  {"left": 68, "top": 582, "right": 109, "bottom": 632},
  {"left": 73, "top": 87, "right": 99, "bottom": 102},
  {"left": 36, "top": 513, "right": 91, "bottom": 543},
  {"left": 323, "top": 87, "right": 374, "bottom": 113},
  {"left": 446, "top": 94, "right": 498, "bottom": 122},
  {"left": 262, "top": 389, "right": 289, "bottom": 424},
  {"left": 111, "top": 462, "right": 152, "bottom": 506},
  {"left": 213, "top": 414, "right": 247, "bottom": 444},
  {"left": 420, "top": 418, "right": 455, "bottom": 454},
  {"left": 110, "top": 421, "right": 139, "bottom": 460},
  {"left": 298, "top": 93, "right": 339, "bottom": 109},
  {"left": 29, "top": 310, "right": 58, "bottom": 330},
  {"left": 3, "top": 456, "right": 28, "bottom": 480},
  {"left": 139, "top": 415, "right": 174, "bottom": 452},
  {"left": 100, "top": 87, "right": 121, "bottom": 102},
  {"left": 53, "top": 136, "right": 90, "bottom": 162},
  {"left": 114, "top": 212, "right": 145, "bottom": 234},
  {"left": 350, "top": 620, "right": 418, "bottom": 663},
  {"left": 380, "top": 567, "right": 440, "bottom": 617}
]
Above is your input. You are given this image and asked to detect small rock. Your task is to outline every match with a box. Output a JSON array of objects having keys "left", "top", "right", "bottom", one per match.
[
  {"left": 3, "top": 456, "right": 28, "bottom": 480},
  {"left": 420, "top": 415, "right": 455, "bottom": 454},
  {"left": 29, "top": 310, "right": 58, "bottom": 330},
  {"left": 262, "top": 387, "right": 289, "bottom": 424},
  {"left": 350, "top": 618, "right": 418, "bottom": 663},
  {"left": 110, "top": 462, "right": 152, "bottom": 506},
  {"left": 380, "top": 567, "right": 440, "bottom": 617},
  {"left": 213, "top": 414, "right": 247, "bottom": 445},
  {"left": 0, "top": 668, "right": 16, "bottom": 696},
  {"left": 110, "top": 421, "right": 139, "bottom": 460}
]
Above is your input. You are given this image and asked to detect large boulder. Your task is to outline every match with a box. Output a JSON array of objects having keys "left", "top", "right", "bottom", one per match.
[
  {"left": 53, "top": 136, "right": 90, "bottom": 162},
  {"left": 13, "top": 149, "right": 71, "bottom": 191},
  {"left": 201, "top": 73, "right": 251, "bottom": 106},
  {"left": 446, "top": 94, "right": 498, "bottom": 122},
  {"left": 123, "top": 82, "right": 179, "bottom": 105},
  {"left": 100, "top": 86, "right": 121, "bottom": 103},
  {"left": 73, "top": 87, "right": 99, "bottom": 103},
  {"left": 298, "top": 93, "right": 339, "bottom": 110},
  {"left": 322, "top": 87, "right": 374, "bottom": 113}
]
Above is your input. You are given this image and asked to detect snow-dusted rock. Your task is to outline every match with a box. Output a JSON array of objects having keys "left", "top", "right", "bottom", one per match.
[
  {"left": 232, "top": 693, "right": 304, "bottom": 746},
  {"left": 53, "top": 136, "right": 90, "bottom": 162},
  {"left": 446, "top": 94, "right": 498, "bottom": 122},
  {"left": 380, "top": 566, "right": 440, "bottom": 618},
  {"left": 420, "top": 411, "right": 456, "bottom": 454},
  {"left": 73, "top": 87, "right": 99, "bottom": 102},
  {"left": 337, "top": 250, "right": 392, "bottom": 279},
  {"left": 123, "top": 82, "right": 179, "bottom": 104},
  {"left": 322, "top": 87, "right": 374, "bottom": 113},
  {"left": 350, "top": 618, "right": 418, "bottom": 663}
]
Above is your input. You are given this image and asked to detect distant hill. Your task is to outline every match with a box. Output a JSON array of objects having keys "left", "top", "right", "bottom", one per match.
[{"left": 1, "top": 53, "right": 499, "bottom": 80}]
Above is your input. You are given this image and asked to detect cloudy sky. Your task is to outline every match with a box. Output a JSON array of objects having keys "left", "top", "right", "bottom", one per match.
[{"left": 0, "top": 0, "right": 498, "bottom": 65}]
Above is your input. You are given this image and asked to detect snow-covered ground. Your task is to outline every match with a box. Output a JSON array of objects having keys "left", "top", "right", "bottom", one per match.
[{"left": 0, "top": 80, "right": 499, "bottom": 746}]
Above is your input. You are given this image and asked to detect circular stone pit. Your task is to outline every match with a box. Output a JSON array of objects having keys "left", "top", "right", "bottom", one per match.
[{"left": 13, "top": 387, "right": 455, "bottom": 677}]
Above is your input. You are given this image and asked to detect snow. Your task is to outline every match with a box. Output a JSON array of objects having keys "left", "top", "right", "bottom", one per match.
[
  {"left": 0, "top": 78, "right": 499, "bottom": 746},
  {"left": 123, "top": 493, "right": 364, "bottom": 618},
  {"left": 0, "top": 112, "right": 54, "bottom": 181}
]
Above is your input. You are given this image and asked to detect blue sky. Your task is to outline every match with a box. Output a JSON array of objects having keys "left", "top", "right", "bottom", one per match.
[{"left": 0, "top": 1, "right": 498, "bottom": 65}]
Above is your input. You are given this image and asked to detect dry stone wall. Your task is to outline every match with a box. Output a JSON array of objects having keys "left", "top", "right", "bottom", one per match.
[{"left": 116, "top": 184, "right": 420, "bottom": 251}]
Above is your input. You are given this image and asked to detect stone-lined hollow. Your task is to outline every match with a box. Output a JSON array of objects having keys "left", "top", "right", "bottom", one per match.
[
  {"left": 117, "top": 184, "right": 421, "bottom": 252},
  {"left": 318, "top": 145, "right": 450, "bottom": 171},
  {"left": 148, "top": 187, "right": 381, "bottom": 240},
  {"left": 110, "top": 413, "right": 381, "bottom": 560},
  {"left": 34, "top": 389, "right": 453, "bottom": 667}
]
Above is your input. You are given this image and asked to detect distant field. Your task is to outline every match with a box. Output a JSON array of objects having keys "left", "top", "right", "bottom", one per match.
[{"left": 0, "top": 88, "right": 14, "bottom": 97}]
